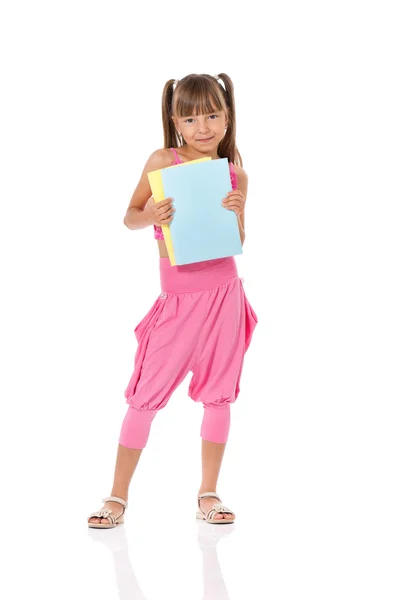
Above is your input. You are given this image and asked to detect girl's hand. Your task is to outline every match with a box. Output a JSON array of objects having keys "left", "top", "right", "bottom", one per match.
[
  {"left": 222, "top": 190, "right": 245, "bottom": 216},
  {"left": 145, "top": 196, "right": 175, "bottom": 227}
]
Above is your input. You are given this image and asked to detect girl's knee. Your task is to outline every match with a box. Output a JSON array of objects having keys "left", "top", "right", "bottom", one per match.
[
  {"left": 119, "top": 405, "right": 158, "bottom": 449},
  {"left": 200, "top": 403, "right": 231, "bottom": 444}
]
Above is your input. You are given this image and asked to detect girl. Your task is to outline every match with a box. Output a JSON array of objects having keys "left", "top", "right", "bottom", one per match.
[{"left": 88, "top": 73, "right": 258, "bottom": 528}]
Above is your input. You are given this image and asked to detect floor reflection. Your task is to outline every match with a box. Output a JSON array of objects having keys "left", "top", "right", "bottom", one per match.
[
  {"left": 197, "top": 521, "right": 235, "bottom": 600},
  {"left": 88, "top": 520, "right": 235, "bottom": 600}
]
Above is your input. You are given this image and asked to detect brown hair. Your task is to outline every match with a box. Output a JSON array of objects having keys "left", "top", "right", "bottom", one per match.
[{"left": 161, "top": 73, "right": 243, "bottom": 167}]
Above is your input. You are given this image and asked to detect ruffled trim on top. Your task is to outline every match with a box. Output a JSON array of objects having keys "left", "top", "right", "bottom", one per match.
[
  {"left": 229, "top": 162, "right": 238, "bottom": 190},
  {"left": 153, "top": 224, "right": 164, "bottom": 239}
]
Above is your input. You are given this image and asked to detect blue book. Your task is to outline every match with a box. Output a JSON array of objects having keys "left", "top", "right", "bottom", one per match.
[{"left": 161, "top": 158, "right": 242, "bottom": 265}]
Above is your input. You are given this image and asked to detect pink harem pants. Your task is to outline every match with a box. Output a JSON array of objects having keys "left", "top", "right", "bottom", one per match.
[{"left": 120, "top": 256, "right": 258, "bottom": 449}]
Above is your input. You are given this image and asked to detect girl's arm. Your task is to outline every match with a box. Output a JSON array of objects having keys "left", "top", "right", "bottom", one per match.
[
  {"left": 233, "top": 166, "right": 247, "bottom": 246},
  {"left": 124, "top": 205, "right": 153, "bottom": 230},
  {"left": 123, "top": 148, "right": 174, "bottom": 230},
  {"left": 237, "top": 213, "right": 245, "bottom": 246}
]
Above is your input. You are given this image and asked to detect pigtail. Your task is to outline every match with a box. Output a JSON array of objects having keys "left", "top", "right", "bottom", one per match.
[
  {"left": 216, "top": 73, "right": 243, "bottom": 168},
  {"left": 162, "top": 79, "right": 182, "bottom": 149}
]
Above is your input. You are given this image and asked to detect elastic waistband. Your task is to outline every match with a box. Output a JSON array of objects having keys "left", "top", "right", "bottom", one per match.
[{"left": 159, "top": 256, "right": 238, "bottom": 294}]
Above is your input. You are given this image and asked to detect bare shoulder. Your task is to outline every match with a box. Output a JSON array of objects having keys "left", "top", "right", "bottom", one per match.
[
  {"left": 123, "top": 148, "right": 175, "bottom": 216},
  {"left": 145, "top": 148, "right": 176, "bottom": 171},
  {"left": 233, "top": 164, "right": 248, "bottom": 181}
]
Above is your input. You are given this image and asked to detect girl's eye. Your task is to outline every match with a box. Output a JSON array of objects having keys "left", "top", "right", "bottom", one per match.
[{"left": 184, "top": 114, "right": 218, "bottom": 124}]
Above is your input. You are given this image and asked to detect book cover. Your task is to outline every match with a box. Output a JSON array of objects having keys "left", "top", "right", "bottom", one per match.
[{"left": 161, "top": 158, "right": 242, "bottom": 266}]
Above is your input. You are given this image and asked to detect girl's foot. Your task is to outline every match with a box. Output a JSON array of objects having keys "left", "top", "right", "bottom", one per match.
[
  {"left": 198, "top": 493, "right": 235, "bottom": 521},
  {"left": 88, "top": 500, "right": 125, "bottom": 525}
]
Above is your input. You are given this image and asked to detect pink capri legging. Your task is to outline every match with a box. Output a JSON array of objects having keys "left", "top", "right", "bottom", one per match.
[{"left": 119, "top": 256, "right": 258, "bottom": 449}]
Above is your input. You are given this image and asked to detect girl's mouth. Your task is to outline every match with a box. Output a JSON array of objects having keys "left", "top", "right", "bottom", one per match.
[{"left": 197, "top": 137, "right": 214, "bottom": 143}]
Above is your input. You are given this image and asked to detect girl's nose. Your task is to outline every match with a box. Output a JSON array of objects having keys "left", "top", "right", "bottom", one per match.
[{"left": 198, "top": 120, "right": 210, "bottom": 132}]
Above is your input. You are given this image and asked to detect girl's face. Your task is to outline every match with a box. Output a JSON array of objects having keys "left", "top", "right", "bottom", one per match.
[{"left": 172, "top": 109, "right": 228, "bottom": 151}]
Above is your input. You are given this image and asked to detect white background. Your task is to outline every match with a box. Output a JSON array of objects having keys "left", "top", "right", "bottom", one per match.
[{"left": 1, "top": 1, "right": 397, "bottom": 598}]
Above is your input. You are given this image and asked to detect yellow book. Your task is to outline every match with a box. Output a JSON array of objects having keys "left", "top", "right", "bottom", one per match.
[{"left": 147, "top": 156, "right": 211, "bottom": 265}]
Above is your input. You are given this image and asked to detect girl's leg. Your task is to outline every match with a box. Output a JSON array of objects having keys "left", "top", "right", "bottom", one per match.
[
  {"left": 88, "top": 443, "right": 143, "bottom": 525},
  {"left": 198, "top": 425, "right": 235, "bottom": 522},
  {"left": 189, "top": 278, "right": 257, "bottom": 522},
  {"left": 89, "top": 407, "right": 158, "bottom": 525}
]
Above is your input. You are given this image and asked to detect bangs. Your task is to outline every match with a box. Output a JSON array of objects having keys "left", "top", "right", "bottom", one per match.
[{"left": 173, "top": 78, "right": 225, "bottom": 118}]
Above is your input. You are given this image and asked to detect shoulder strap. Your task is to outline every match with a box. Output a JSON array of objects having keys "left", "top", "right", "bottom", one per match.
[{"left": 170, "top": 147, "right": 181, "bottom": 163}]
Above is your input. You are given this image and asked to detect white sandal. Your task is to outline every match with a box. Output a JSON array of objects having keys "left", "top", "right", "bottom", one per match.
[
  {"left": 196, "top": 492, "right": 235, "bottom": 524},
  {"left": 88, "top": 496, "right": 128, "bottom": 529}
]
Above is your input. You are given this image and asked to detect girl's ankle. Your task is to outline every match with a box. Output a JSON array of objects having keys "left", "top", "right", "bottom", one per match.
[{"left": 109, "top": 493, "right": 128, "bottom": 502}]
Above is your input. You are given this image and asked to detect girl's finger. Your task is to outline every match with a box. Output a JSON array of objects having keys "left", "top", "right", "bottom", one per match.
[
  {"left": 158, "top": 203, "right": 174, "bottom": 215},
  {"left": 222, "top": 196, "right": 243, "bottom": 204},
  {"left": 225, "top": 192, "right": 243, "bottom": 200},
  {"left": 162, "top": 207, "right": 175, "bottom": 219},
  {"left": 223, "top": 201, "right": 242, "bottom": 210},
  {"left": 158, "top": 197, "right": 173, "bottom": 206}
]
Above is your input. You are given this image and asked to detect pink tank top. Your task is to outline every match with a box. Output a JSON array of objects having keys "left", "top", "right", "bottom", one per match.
[{"left": 154, "top": 147, "right": 238, "bottom": 240}]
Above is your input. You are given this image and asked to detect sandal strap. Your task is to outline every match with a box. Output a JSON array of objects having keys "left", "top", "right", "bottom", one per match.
[
  {"left": 198, "top": 492, "right": 221, "bottom": 501},
  {"left": 89, "top": 507, "right": 117, "bottom": 525},
  {"left": 102, "top": 496, "right": 128, "bottom": 509},
  {"left": 197, "top": 491, "right": 221, "bottom": 512},
  {"left": 206, "top": 502, "right": 234, "bottom": 520}
]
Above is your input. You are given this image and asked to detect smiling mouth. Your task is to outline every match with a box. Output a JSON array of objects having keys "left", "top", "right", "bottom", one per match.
[{"left": 197, "top": 137, "right": 214, "bottom": 142}]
